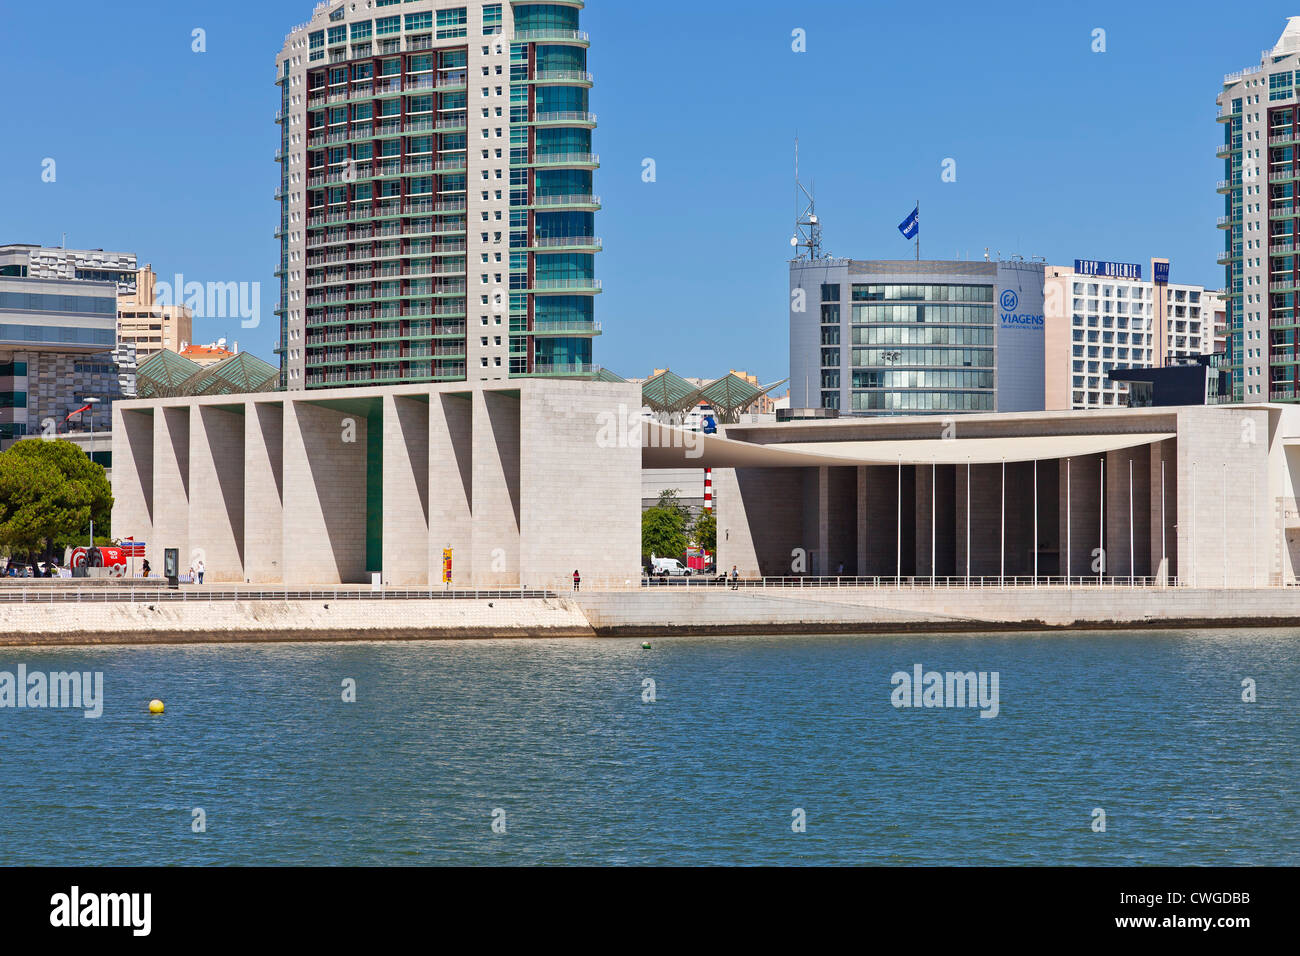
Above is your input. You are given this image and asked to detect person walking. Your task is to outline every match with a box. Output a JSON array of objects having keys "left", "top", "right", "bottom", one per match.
[
  {"left": 196, "top": 559, "right": 205, "bottom": 585},
  {"left": 141, "top": 559, "right": 151, "bottom": 578},
  {"left": 730, "top": 565, "right": 740, "bottom": 590},
  {"left": 572, "top": 569, "right": 581, "bottom": 592}
]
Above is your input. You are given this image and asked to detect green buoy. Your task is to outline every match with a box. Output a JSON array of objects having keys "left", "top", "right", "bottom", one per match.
[{"left": 641, "top": 642, "right": 651, "bottom": 650}]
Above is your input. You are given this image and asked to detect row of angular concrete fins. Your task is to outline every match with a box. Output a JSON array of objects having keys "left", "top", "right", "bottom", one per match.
[{"left": 110, "top": 382, "right": 642, "bottom": 587}]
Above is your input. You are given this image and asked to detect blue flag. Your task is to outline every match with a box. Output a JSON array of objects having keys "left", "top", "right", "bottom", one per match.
[{"left": 898, "top": 205, "right": 919, "bottom": 240}]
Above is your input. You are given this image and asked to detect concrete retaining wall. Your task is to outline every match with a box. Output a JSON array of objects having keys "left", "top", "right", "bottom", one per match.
[
  {"left": 0, "top": 599, "right": 594, "bottom": 646},
  {"left": 575, "top": 587, "right": 1300, "bottom": 635},
  {"left": 6, "top": 588, "right": 1300, "bottom": 647}
]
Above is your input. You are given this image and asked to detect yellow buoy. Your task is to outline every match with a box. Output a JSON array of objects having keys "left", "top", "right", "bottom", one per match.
[{"left": 148, "top": 699, "right": 164, "bottom": 714}]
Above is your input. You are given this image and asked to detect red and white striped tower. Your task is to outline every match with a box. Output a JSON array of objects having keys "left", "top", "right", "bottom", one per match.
[{"left": 704, "top": 469, "right": 713, "bottom": 512}]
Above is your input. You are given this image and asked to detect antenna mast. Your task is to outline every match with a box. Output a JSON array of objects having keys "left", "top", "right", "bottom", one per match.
[{"left": 791, "top": 138, "right": 824, "bottom": 260}]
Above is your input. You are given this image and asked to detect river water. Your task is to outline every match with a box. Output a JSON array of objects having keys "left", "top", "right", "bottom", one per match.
[{"left": 0, "top": 630, "right": 1295, "bottom": 865}]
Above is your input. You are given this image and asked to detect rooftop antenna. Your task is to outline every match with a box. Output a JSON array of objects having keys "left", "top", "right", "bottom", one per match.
[{"left": 791, "top": 137, "right": 824, "bottom": 261}]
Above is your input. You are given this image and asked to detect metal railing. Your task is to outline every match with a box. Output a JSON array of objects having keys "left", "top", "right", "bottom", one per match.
[
  {"left": 589, "top": 574, "right": 1281, "bottom": 591},
  {"left": 0, "top": 587, "right": 556, "bottom": 604}
]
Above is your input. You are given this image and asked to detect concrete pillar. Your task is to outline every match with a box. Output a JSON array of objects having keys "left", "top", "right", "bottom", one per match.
[
  {"left": 429, "top": 392, "right": 473, "bottom": 587},
  {"left": 1175, "top": 408, "right": 1270, "bottom": 588},
  {"left": 1059, "top": 454, "right": 1103, "bottom": 580},
  {"left": 816, "top": 466, "right": 830, "bottom": 576},
  {"left": 382, "top": 394, "right": 430, "bottom": 586},
  {"left": 915, "top": 463, "right": 933, "bottom": 578},
  {"left": 110, "top": 407, "right": 154, "bottom": 561},
  {"left": 188, "top": 405, "right": 245, "bottom": 583},
  {"left": 283, "top": 400, "right": 369, "bottom": 585},
  {"left": 244, "top": 401, "right": 284, "bottom": 584},
  {"left": 717, "top": 467, "right": 803, "bottom": 577},
  {"left": 964, "top": 463, "right": 1005, "bottom": 578},
  {"left": 471, "top": 389, "right": 521, "bottom": 587},
  {"left": 151, "top": 406, "right": 190, "bottom": 575},
  {"left": 519, "top": 381, "right": 641, "bottom": 591},
  {"left": 1106, "top": 449, "right": 1152, "bottom": 580},
  {"left": 955, "top": 463, "right": 971, "bottom": 579},
  {"left": 856, "top": 466, "right": 868, "bottom": 575}
]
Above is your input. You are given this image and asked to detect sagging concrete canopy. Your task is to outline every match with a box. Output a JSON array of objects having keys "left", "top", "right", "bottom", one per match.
[
  {"left": 642, "top": 419, "right": 1174, "bottom": 468},
  {"left": 647, "top": 404, "right": 1300, "bottom": 587}
]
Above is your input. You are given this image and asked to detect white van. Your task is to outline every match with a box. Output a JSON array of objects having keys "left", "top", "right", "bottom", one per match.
[{"left": 650, "top": 556, "right": 692, "bottom": 577}]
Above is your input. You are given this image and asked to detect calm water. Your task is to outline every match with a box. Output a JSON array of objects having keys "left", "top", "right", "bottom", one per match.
[{"left": 0, "top": 630, "right": 1296, "bottom": 865}]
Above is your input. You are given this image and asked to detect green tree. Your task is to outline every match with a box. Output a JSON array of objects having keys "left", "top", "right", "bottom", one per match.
[
  {"left": 642, "top": 489, "right": 689, "bottom": 560},
  {"left": 0, "top": 439, "right": 113, "bottom": 563},
  {"left": 693, "top": 509, "right": 717, "bottom": 555}
]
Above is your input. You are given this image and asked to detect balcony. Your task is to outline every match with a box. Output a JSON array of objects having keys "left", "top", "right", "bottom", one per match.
[
  {"left": 1216, "top": 215, "right": 1239, "bottom": 229},
  {"left": 1271, "top": 168, "right": 1300, "bottom": 183},
  {"left": 529, "top": 235, "right": 602, "bottom": 251},
  {"left": 1223, "top": 64, "right": 1264, "bottom": 85},
  {"left": 1216, "top": 179, "right": 1236, "bottom": 194},
  {"left": 530, "top": 320, "right": 602, "bottom": 337},
  {"left": 513, "top": 29, "right": 590, "bottom": 45},
  {"left": 528, "top": 70, "right": 594, "bottom": 85},
  {"left": 529, "top": 278, "right": 602, "bottom": 294},
  {"left": 1216, "top": 144, "right": 1235, "bottom": 158},
  {"left": 1269, "top": 205, "right": 1298, "bottom": 221},
  {"left": 1217, "top": 105, "right": 1241, "bottom": 122},
  {"left": 1218, "top": 250, "right": 1241, "bottom": 265},
  {"left": 519, "top": 362, "right": 599, "bottom": 378},
  {"left": 528, "top": 194, "right": 601, "bottom": 210},
  {"left": 515, "top": 152, "right": 600, "bottom": 168},
  {"left": 528, "top": 111, "right": 597, "bottom": 127},
  {"left": 1270, "top": 132, "right": 1300, "bottom": 147},
  {"left": 1271, "top": 243, "right": 1296, "bottom": 255}
]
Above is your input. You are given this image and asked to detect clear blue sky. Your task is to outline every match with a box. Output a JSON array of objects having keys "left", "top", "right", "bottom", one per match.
[{"left": 1, "top": 1, "right": 1292, "bottom": 384}]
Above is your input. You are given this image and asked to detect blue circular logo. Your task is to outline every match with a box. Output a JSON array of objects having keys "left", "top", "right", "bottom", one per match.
[{"left": 1000, "top": 289, "right": 1019, "bottom": 312}]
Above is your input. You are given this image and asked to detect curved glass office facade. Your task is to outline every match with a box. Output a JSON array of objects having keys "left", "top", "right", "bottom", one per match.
[{"left": 790, "top": 259, "right": 1046, "bottom": 417}]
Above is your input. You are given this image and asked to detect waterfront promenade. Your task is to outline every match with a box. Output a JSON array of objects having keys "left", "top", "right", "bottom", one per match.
[{"left": 4, "top": 579, "right": 1300, "bottom": 645}]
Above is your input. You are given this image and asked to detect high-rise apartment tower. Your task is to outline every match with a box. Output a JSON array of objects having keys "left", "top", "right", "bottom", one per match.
[{"left": 276, "top": 1, "right": 600, "bottom": 390}]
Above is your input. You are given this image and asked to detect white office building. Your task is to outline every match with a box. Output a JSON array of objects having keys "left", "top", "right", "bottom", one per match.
[{"left": 1044, "top": 258, "right": 1214, "bottom": 410}]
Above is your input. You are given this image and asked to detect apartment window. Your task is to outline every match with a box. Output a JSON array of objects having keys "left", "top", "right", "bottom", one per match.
[
  {"left": 483, "top": 4, "right": 503, "bottom": 35},
  {"left": 437, "top": 8, "right": 469, "bottom": 39},
  {"left": 1270, "top": 71, "right": 1295, "bottom": 102}
]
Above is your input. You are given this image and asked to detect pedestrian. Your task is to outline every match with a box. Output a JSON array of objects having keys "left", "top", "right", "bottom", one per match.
[
  {"left": 837, "top": 561, "right": 845, "bottom": 576},
  {"left": 730, "top": 565, "right": 739, "bottom": 590},
  {"left": 572, "top": 569, "right": 581, "bottom": 592},
  {"left": 196, "top": 558, "right": 205, "bottom": 585},
  {"left": 141, "top": 559, "right": 151, "bottom": 578},
  {"left": 187, "top": 565, "right": 194, "bottom": 584}
]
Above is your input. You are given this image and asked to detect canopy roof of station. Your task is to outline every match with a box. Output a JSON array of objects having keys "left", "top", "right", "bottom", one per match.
[
  {"left": 642, "top": 422, "right": 1175, "bottom": 469},
  {"left": 632, "top": 369, "right": 788, "bottom": 422},
  {"left": 136, "top": 349, "right": 279, "bottom": 399}
]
